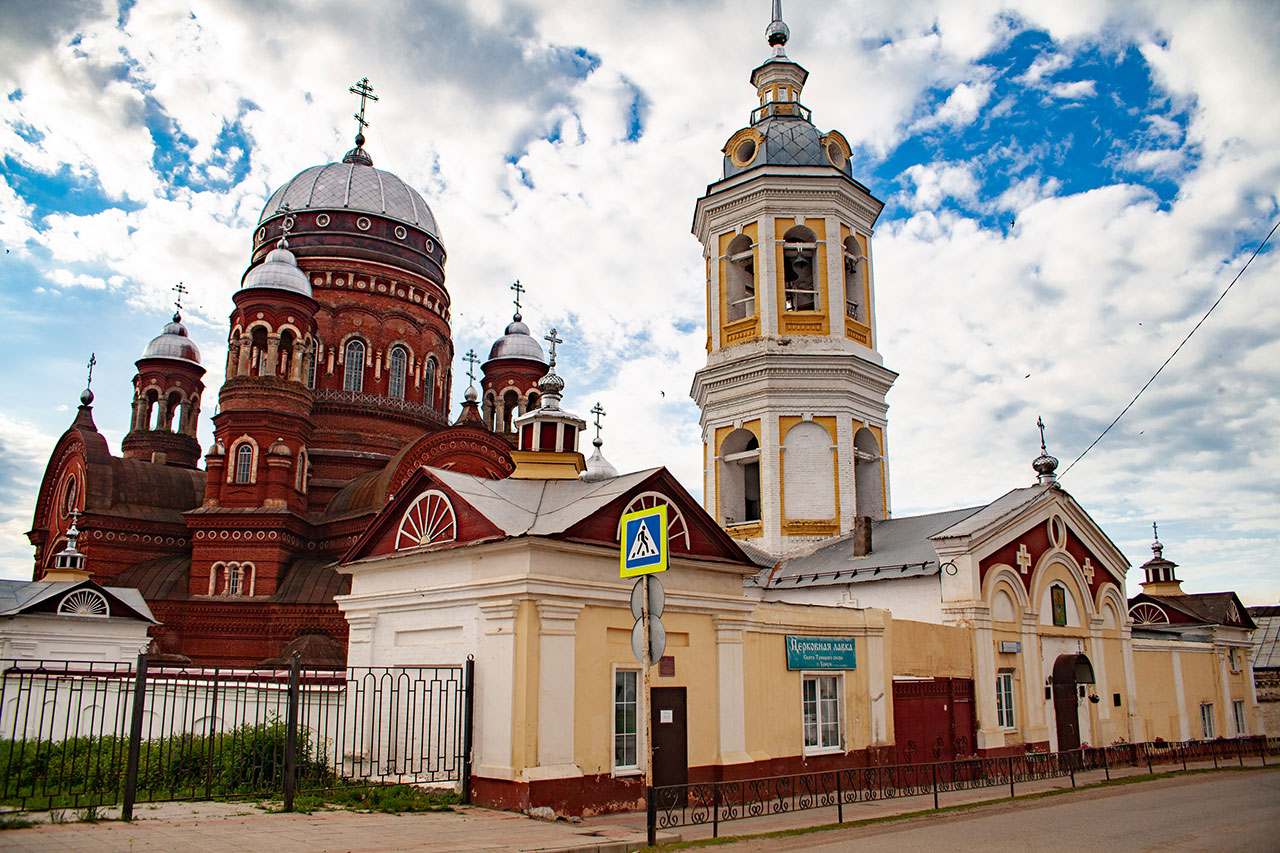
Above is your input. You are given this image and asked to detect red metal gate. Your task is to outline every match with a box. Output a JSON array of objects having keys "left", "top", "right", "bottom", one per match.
[{"left": 892, "top": 677, "right": 975, "bottom": 763}]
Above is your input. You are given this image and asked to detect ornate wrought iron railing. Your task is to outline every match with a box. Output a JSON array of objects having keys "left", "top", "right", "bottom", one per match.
[
  {"left": 652, "top": 736, "right": 1278, "bottom": 838},
  {"left": 312, "top": 388, "right": 447, "bottom": 425}
]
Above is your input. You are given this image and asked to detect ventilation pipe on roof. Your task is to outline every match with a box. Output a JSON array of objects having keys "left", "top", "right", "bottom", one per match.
[{"left": 852, "top": 515, "right": 872, "bottom": 557}]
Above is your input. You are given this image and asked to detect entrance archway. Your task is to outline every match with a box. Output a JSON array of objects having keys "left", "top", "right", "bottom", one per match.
[{"left": 1051, "top": 653, "right": 1095, "bottom": 751}]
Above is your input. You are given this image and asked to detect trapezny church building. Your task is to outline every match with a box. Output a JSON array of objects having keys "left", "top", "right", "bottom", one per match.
[{"left": 25, "top": 3, "right": 1259, "bottom": 816}]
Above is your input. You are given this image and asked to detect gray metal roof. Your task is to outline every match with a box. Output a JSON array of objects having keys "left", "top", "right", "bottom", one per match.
[
  {"left": 723, "top": 117, "right": 853, "bottom": 179},
  {"left": 768, "top": 506, "right": 982, "bottom": 588},
  {"left": 932, "top": 486, "right": 1046, "bottom": 539},
  {"left": 240, "top": 244, "right": 312, "bottom": 297},
  {"left": 1250, "top": 606, "right": 1280, "bottom": 670},
  {"left": 486, "top": 317, "right": 547, "bottom": 365},
  {"left": 431, "top": 467, "right": 660, "bottom": 537},
  {"left": 0, "top": 579, "right": 157, "bottom": 623},
  {"left": 259, "top": 162, "right": 440, "bottom": 238}
]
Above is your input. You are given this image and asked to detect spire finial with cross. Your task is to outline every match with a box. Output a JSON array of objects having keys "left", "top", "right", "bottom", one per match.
[
  {"left": 511, "top": 280, "right": 525, "bottom": 317},
  {"left": 463, "top": 349, "right": 479, "bottom": 388},
  {"left": 172, "top": 282, "right": 188, "bottom": 317},
  {"left": 86, "top": 353, "right": 97, "bottom": 389},
  {"left": 544, "top": 327, "right": 563, "bottom": 367},
  {"left": 349, "top": 77, "right": 378, "bottom": 143},
  {"left": 1152, "top": 521, "right": 1159, "bottom": 541},
  {"left": 590, "top": 402, "right": 606, "bottom": 441},
  {"left": 1036, "top": 415, "right": 1048, "bottom": 453}
]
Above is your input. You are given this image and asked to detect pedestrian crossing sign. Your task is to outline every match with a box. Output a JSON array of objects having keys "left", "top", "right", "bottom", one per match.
[{"left": 620, "top": 504, "right": 668, "bottom": 577}]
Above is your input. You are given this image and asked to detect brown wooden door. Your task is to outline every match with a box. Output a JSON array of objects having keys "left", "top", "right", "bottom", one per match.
[
  {"left": 1053, "top": 680, "right": 1080, "bottom": 750},
  {"left": 651, "top": 687, "right": 688, "bottom": 797}
]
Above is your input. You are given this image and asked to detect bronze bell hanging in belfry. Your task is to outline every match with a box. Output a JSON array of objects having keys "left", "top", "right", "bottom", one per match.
[{"left": 792, "top": 249, "right": 810, "bottom": 269}]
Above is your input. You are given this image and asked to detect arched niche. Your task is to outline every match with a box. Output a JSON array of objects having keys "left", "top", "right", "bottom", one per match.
[
  {"left": 719, "top": 428, "right": 761, "bottom": 526},
  {"left": 853, "top": 427, "right": 883, "bottom": 520},
  {"left": 782, "top": 421, "right": 835, "bottom": 520}
]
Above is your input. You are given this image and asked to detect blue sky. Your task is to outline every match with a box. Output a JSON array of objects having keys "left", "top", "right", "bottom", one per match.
[{"left": 1, "top": 0, "right": 1277, "bottom": 603}]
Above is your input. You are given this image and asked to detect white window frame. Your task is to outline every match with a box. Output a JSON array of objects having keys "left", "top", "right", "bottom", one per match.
[
  {"left": 1200, "top": 702, "right": 1215, "bottom": 739},
  {"left": 234, "top": 443, "right": 254, "bottom": 484},
  {"left": 388, "top": 345, "right": 408, "bottom": 400},
  {"left": 996, "top": 671, "right": 1016, "bottom": 730},
  {"left": 612, "top": 666, "right": 642, "bottom": 775},
  {"left": 801, "top": 672, "right": 843, "bottom": 756},
  {"left": 1233, "top": 699, "right": 1247, "bottom": 736},
  {"left": 1229, "top": 647, "right": 1241, "bottom": 672},
  {"left": 343, "top": 339, "right": 365, "bottom": 392}
]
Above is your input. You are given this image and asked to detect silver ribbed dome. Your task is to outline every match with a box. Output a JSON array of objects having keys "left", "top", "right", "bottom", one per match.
[
  {"left": 259, "top": 161, "right": 440, "bottom": 238},
  {"left": 142, "top": 313, "right": 201, "bottom": 364},
  {"left": 486, "top": 315, "right": 547, "bottom": 364},
  {"left": 241, "top": 242, "right": 312, "bottom": 297}
]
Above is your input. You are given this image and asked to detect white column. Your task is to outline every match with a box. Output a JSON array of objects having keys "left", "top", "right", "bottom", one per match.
[
  {"left": 475, "top": 600, "right": 519, "bottom": 781},
  {"left": 1121, "top": 626, "right": 1142, "bottom": 742},
  {"left": 714, "top": 617, "right": 752, "bottom": 764},
  {"left": 759, "top": 215, "right": 778, "bottom": 336},
  {"left": 1171, "top": 650, "right": 1190, "bottom": 740},
  {"left": 1020, "top": 613, "right": 1047, "bottom": 742},
  {"left": 1217, "top": 647, "right": 1234, "bottom": 736},
  {"left": 526, "top": 601, "right": 584, "bottom": 780},
  {"left": 834, "top": 416, "right": 856, "bottom": 535},
  {"left": 865, "top": 627, "right": 889, "bottom": 745},
  {"left": 760, "top": 413, "right": 782, "bottom": 553},
  {"left": 824, "top": 215, "right": 842, "bottom": 322},
  {"left": 1088, "top": 616, "right": 1110, "bottom": 726},
  {"left": 970, "top": 607, "right": 1002, "bottom": 750}
]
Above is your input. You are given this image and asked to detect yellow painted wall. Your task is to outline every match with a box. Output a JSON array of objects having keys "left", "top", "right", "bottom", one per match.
[{"left": 889, "top": 619, "right": 973, "bottom": 678}]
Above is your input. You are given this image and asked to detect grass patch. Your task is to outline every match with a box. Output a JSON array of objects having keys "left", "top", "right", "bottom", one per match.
[
  {"left": 0, "top": 815, "right": 35, "bottom": 830},
  {"left": 281, "top": 785, "right": 460, "bottom": 815}
]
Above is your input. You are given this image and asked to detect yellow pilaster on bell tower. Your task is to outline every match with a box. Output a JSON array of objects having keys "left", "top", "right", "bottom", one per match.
[{"left": 690, "top": 1, "right": 897, "bottom": 558}]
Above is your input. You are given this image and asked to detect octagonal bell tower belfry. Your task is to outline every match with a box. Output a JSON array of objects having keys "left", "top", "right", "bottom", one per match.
[{"left": 690, "top": 1, "right": 897, "bottom": 557}]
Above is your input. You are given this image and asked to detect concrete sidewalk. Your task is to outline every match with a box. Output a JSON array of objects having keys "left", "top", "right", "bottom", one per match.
[{"left": 0, "top": 757, "right": 1272, "bottom": 852}]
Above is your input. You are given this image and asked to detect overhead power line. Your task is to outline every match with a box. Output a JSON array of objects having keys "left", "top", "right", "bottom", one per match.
[{"left": 1060, "top": 216, "right": 1280, "bottom": 479}]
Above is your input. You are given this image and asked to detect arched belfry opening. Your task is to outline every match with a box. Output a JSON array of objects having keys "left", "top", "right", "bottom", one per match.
[
  {"left": 854, "top": 427, "right": 884, "bottom": 520},
  {"left": 842, "top": 235, "right": 865, "bottom": 322},
  {"left": 782, "top": 225, "right": 818, "bottom": 312},
  {"left": 720, "top": 428, "right": 762, "bottom": 526},
  {"left": 725, "top": 233, "right": 756, "bottom": 322}
]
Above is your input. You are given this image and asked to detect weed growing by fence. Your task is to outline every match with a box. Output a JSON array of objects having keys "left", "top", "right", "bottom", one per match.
[{"left": 0, "top": 719, "right": 328, "bottom": 810}]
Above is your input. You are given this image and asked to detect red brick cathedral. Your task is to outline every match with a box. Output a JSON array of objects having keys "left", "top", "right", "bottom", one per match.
[{"left": 26, "top": 110, "right": 553, "bottom": 665}]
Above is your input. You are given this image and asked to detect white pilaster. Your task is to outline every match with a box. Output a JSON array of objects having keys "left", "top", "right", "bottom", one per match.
[
  {"left": 1121, "top": 625, "right": 1142, "bottom": 742},
  {"left": 525, "top": 601, "right": 584, "bottom": 780},
  {"left": 759, "top": 214, "right": 778, "bottom": 336},
  {"left": 714, "top": 617, "right": 752, "bottom": 765},
  {"left": 1217, "top": 647, "right": 1233, "bottom": 736},
  {"left": 834, "top": 416, "right": 856, "bottom": 529},
  {"left": 1020, "top": 613, "right": 1047, "bottom": 741},
  {"left": 476, "top": 600, "right": 519, "bottom": 780},
  {"left": 1088, "top": 616, "right": 1110, "bottom": 725},
  {"left": 865, "top": 627, "right": 889, "bottom": 745},
  {"left": 759, "top": 413, "right": 782, "bottom": 554},
  {"left": 1171, "top": 650, "right": 1189, "bottom": 740}
]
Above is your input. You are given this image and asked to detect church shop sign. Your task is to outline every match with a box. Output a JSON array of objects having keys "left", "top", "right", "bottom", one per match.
[{"left": 785, "top": 636, "right": 857, "bottom": 670}]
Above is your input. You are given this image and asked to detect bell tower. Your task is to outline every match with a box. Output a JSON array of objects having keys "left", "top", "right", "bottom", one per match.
[{"left": 690, "top": 2, "right": 897, "bottom": 557}]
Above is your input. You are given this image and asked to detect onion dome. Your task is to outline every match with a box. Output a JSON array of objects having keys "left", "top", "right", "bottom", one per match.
[
  {"left": 80, "top": 387, "right": 94, "bottom": 406},
  {"left": 580, "top": 437, "right": 618, "bottom": 482},
  {"left": 240, "top": 237, "right": 312, "bottom": 297},
  {"left": 258, "top": 149, "right": 440, "bottom": 239},
  {"left": 141, "top": 311, "right": 202, "bottom": 364},
  {"left": 1032, "top": 416, "right": 1059, "bottom": 484},
  {"left": 486, "top": 313, "right": 548, "bottom": 364}
]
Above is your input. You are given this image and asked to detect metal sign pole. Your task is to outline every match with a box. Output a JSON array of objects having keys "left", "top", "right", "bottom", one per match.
[{"left": 643, "top": 572, "right": 656, "bottom": 847}]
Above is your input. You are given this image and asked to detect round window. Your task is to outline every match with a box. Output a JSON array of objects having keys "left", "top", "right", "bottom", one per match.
[
  {"left": 826, "top": 141, "right": 846, "bottom": 168},
  {"left": 356, "top": 217, "right": 372, "bottom": 231},
  {"left": 316, "top": 213, "right": 331, "bottom": 227},
  {"left": 734, "top": 138, "right": 757, "bottom": 166}
]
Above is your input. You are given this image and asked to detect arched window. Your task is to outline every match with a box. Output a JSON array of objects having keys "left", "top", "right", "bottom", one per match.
[
  {"left": 164, "top": 391, "right": 182, "bottom": 432},
  {"left": 278, "top": 329, "right": 297, "bottom": 379},
  {"left": 145, "top": 389, "right": 160, "bottom": 430},
  {"left": 526, "top": 391, "right": 540, "bottom": 411},
  {"left": 502, "top": 389, "right": 519, "bottom": 432},
  {"left": 396, "top": 490, "right": 457, "bottom": 549},
  {"left": 61, "top": 475, "right": 78, "bottom": 518},
  {"left": 343, "top": 339, "right": 365, "bottom": 392},
  {"left": 725, "top": 234, "right": 756, "bottom": 322},
  {"left": 295, "top": 448, "right": 309, "bottom": 493},
  {"left": 388, "top": 345, "right": 408, "bottom": 399},
  {"left": 251, "top": 326, "right": 270, "bottom": 376},
  {"left": 783, "top": 421, "right": 836, "bottom": 520},
  {"left": 720, "top": 428, "right": 761, "bottom": 525},
  {"left": 305, "top": 338, "right": 320, "bottom": 388},
  {"left": 482, "top": 392, "right": 496, "bottom": 430},
  {"left": 853, "top": 427, "right": 883, "bottom": 520},
  {"left": 234, "top": 443, "right": 254, "bottom": 484},
  {"left": 58, "top": 589, "right": 109, "bottom": 617},
  {"left": 843, "top": 235, "right": 865, "bottom": 321},
  {"left": 423, "top": 356, "right": 438, "bottom": 407},
  {"left": 783, "top": 225, "right": 818, "bottom": 312}
]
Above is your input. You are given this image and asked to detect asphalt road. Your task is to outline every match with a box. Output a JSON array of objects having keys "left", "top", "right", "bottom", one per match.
[{"left": 711, "top": 769, "right": 1280, "bottom": 852}]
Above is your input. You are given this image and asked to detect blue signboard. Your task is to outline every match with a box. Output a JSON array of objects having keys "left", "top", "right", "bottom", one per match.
[
  {"left": 620, "top": 505, "right": 668, "bottom": 578},
  {"left": 785, "top": 635, "right": 857, "bottom": 670}
]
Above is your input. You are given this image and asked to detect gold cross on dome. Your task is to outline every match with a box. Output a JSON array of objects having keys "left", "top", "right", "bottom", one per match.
[
  {"left": 1016, "top": 543, "right": 1032, "bottom": 575},
  {"left": 349, "top": 77, "right": 378, "bottom": 133}
]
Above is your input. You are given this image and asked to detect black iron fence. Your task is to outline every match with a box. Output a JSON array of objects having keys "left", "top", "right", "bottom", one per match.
[
  {"left": 652, "top": 735, "right": 1280, "bottom": 838},
  {"left": 0, "top": 654, "right": 473, "bottom": 816}
]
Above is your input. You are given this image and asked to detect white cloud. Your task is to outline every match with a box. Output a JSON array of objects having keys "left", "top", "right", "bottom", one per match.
[
  {"left": 1048, "top": 80, "right": 1097, "bottom": 99},
  {"left": 901, "top": 163, "right": 981, "bottom": 208}
]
